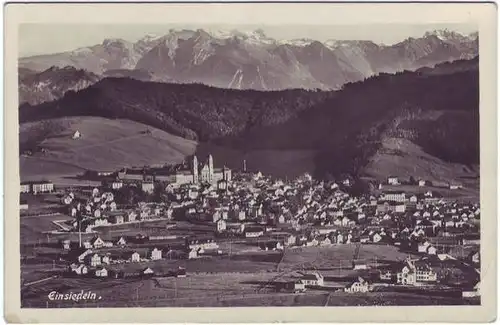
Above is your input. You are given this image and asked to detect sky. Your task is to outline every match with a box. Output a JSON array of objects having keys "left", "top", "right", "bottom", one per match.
[{"left": 19, "top": 23, "right": 478, "bottom": 57}]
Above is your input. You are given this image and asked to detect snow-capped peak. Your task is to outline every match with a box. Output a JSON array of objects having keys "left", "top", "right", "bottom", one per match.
[
  {"left": 278, "top": 38, "right": 315, "bottom": 47},
  {"left": 140, "top": 34, "right": 162, "bottom": 43},
  {"left": 424, "top": 29, "right": 468, "bottom": 42}
]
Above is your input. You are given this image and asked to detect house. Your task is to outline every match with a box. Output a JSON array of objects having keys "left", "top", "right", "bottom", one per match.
[
  {"left": 78, "top": 249, "right": 93, "bottom": 263},
  {"left": 371, "top": 232, "right": 383, "bottom": 243},
  {"left": 468, "top": 251, "right": 480, "bottom": 265},
  {"left": 95, "top": 267, "right": 108, "bottom": 278},
  {"left": 418, "top": 180, "right": 426, "bottom": 187},
  {"left": 90, "top": 236, "right": 106, "bottom": 249},
  {"left": 245, "top": 227, "right": 264, "bottom": 238},
  {"left": 301, "top": 272, "right": 324, "bottom": 287},
  {"left": 62, "top": 239, "right": 71, "bottom": 250},
  {"left": 462, "top": 281, "right": 481, "bottom": 298},
  {"left": 142, "top": 267, "right": 155, "bottom": 276},
  {"left": 379, "top": 269, "right": 395, "bottom": 282},
  {"left": 188, "top": 248, "right": 199, "bottom": 259},
  {"left": 426, "top": 245, "right": 437, "bottom": 255},
  {"left": 381, "top": 191, "right": 406, "bottom": 203},
  {"left": 20, "top": 182, "right": 31, "bottom": 194},
  {"left": 111, "top": 181, "right": 123, "bottom": 190},
  {"left": 285, "top": 234, "right": 297, "bottom": 247},
  {"left": 116, "top": 237, "right": 127, "bottom": 247},
  {"left": 142, "top": 182, "right": 155, "bottom": 194},
  {"left": 102, "top": 254, "right": 111, "bottom": 265},
  {"left": 30, "top": 180, "right": 55, "bottom": 194},
  {"left": 150, "top": 248, "right": 162, "bottom": 260},
  {"left": 387, "top": 176, "right": 399, "bottom": 185},
  {"left": 397, "top": 258, "right": 437, "bottom": 285},
  {"left": 89, "top": 254, "right": 102, "bottom": 267},
  {"left": 352, "top": 260, "right": 368, "bottom": 270},
  {"left": 131, "top": 252, "right": 141, "bottom": 262},
  {"left": 216, "top": 219, "right": 227, "bottom": 232},
  {"left": 344, "top": 277, "right": 370, "bottom": 293},
  {"left": 70, "top": 264, "right": 89, "bottom": 275},
  {"left": 72, "top": 130, "right": 81, "bottom": 139},
  {"left": 417, "top": 241, "right": 433, "bottom": 253}
]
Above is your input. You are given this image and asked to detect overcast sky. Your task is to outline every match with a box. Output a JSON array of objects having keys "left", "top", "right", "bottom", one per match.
[{"left": 19, "top": 23, "right": 477, "bottom": 57}]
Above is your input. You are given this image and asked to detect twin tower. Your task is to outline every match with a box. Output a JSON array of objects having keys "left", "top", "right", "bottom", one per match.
[{"left": 191, "top": 154, "right": 231, "bottom": 184}]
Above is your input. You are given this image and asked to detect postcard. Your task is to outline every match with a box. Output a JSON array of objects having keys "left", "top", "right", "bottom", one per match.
[{"left": 4, "top": 2, "right": 497, "bottom": 323}]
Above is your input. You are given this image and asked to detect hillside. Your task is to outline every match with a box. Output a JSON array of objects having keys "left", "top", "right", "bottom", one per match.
[
  {"left": 19, "top": 81, "right": 335, "bottom": 141},
  {"left": 19, "top": 58, "right": 479, "bottom": 184},
  {"left": 19, "top": 117, "right": 198, "bottom": 182}
]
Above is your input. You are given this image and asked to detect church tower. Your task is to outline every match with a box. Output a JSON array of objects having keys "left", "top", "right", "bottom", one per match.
[
  {"left": 208, "top": 154, "right": 214, "bottom": 182},
  {"left": 192, "top": 156, "right": 199, "bottom": 183}
]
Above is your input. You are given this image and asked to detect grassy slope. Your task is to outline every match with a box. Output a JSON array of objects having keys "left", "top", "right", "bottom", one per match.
[
  {"left": 364, "top": 137, "right": 479, "bottom": 182},
  {"left": 20, "top": 117, "right": 198, "bottom": 182}
]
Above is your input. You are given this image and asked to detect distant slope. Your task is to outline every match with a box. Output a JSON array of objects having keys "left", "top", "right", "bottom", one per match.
[{"left": 19, "top": 66, "right": 101, "bottom": 105}]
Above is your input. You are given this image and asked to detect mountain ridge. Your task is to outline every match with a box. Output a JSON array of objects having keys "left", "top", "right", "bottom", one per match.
[{"left": 19, "top": 28, "right": 478, "bottom": 94}]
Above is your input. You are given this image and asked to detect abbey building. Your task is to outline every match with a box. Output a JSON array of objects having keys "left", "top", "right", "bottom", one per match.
[{"left": 117, "top": 154, "right": 231, "bottom": 185}]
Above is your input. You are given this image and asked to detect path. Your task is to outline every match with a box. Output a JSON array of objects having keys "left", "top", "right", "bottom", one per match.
[{"left": 23, "top": 275, "right": 59, "bottom": 287}]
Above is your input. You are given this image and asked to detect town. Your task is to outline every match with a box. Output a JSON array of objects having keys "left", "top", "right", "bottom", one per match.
[{"left": 20, "top": 154, "right": 481, "bottom": 307}]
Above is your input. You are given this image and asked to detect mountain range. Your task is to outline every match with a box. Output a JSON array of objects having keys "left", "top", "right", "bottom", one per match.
[
  {"left": 18, "top": 28, "right": 478, "bottom": 105},
  {"left": 19, "top": 57, "right": 479, "bottom": 184}
]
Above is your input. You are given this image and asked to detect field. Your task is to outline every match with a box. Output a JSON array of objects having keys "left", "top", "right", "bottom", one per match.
[
  {"left": 279, "top": 244, "right": 416, "bottom": 272},
  {"left": 22, "top": 271, "right": 478, "bottom": 308}
]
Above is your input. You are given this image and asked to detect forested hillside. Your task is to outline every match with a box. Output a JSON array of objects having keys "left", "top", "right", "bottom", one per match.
[
  {"left": 19, "top": 57, "right": 479, "bottom": 180},
  {"left": 19, "top": 80, "right": 335, "bottom": 141}
]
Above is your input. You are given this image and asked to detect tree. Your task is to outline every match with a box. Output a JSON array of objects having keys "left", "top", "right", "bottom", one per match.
[{"left": 348, "top": 179, "right": 371, "bottom": 197}]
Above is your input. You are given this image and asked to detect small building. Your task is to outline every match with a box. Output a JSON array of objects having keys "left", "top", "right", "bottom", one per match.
[
  {"left": 111, "top": 181, "right": 124, "bottom": 190},
  {"left": 71, "top": 264, "right": 89, "bottom": 275},
  {"left": 301, "top": 272, "right": 324, "bottom": 287},
  {"left": 418, "top": 180, "right": 426, "bottom": 187},
  {"left": 216, "top": 219, "right": 227, "bottom": 232},
  {"left": 116, "top": 237, "right": 127, "bottom": 247},
  {"left": 102, "top": 254, "right": 111, "bottom": 265},
  {"left": 150, "top": 248, "right": 162, "bottom": 260},
  {"left": 131, "top": 252, "right": 141, "bottom": 262},
  {"left": 142, "top": 267, "right": 155, "bottom": 276},
  {"left": 20, "top": 183, "right": 30, "bottom": 194},
  {"left": 90, "top": 236, "right": 106, "bottom": 249},
  {"left": 344, "top": 277, "right": 370, "bottom": 293},
  {"left": 462, "top": 281, "right": 480, "bottom": 298},
  {"left": 352, "top": 260, "right": 368, "bottom": 270},
  {"left": 72, "top": 130, "right": 82, "bottom": 139},
  {"left": 95, "top": 267, "right": 108, "bottom": 278},
  {"left": 28, "top": 180, "right": 55, "bottom": 194},
  {"left": 89, "top": 254, "right": 102, "bottom": 267},
  {"left": 387, "top": 176, "right": 400, "bottom": 185},
  {"left": 142, "top": 182, "right": 155, "bottom": 194},
  {"left": 245, "top": 227, "right": 264, "bottom": 238},
  {"left": 62, "top": 239, "right": 71, "bottom": 250}
]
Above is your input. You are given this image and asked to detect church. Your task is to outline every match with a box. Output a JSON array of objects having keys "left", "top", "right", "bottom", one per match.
[{"left": 118, "top": 154, "right": 231, "bottom": 185}]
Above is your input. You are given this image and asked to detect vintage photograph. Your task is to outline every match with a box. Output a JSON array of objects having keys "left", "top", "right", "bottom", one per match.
[{"left": 5, "top": 2, "right": 497, "bottom": 322}]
